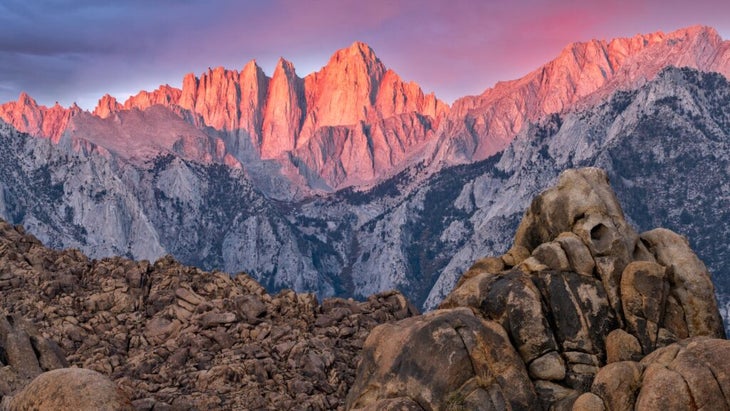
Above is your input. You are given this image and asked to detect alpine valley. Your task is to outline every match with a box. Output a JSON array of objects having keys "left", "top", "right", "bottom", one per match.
[{"left": 1, "top": 25, "right": 730, "bottom": 332}]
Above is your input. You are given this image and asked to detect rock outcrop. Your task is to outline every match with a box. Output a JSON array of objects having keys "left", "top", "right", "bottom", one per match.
[
  {"left": 3, "top": 368, "right": 134, "bottom": 411},
  {"left": 0, "top": 314, "right": 68, "bottom": 396},
  {"left": 581, "top": 337, "right": 730, "bottom": 410},
  {"left": 346, "top": 308, "right": 537, "bottom": 410},
  {"left": 0, "top": 219, "right": 417, "bottom": 409},
  {"left": 347, "top": 168, "right": 727, "bottom": 410},
  {"left": 0, "top": 92, "right": 80, "bottom": 143}
]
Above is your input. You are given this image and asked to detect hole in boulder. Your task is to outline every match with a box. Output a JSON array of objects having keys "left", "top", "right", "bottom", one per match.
[
  {"left": 590, "top": 224, "right": 606, "bottom": 241},
  {"left": 590, "top": 223, "right": 611, "bottom": 251}
]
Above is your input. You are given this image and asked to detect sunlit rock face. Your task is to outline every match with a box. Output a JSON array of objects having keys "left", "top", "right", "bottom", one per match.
[
  {"left": 0, "top": 92, "right": 79, "bottom": 143},
  {"left": 2, "top": 27, "right": 728, "bottom": 192},
  {"left": 434, "top": 25, "right": 730, "bottom": 166}
]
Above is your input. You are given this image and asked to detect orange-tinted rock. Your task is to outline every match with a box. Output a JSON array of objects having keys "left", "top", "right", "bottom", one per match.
[
  {"left": 3, "top": 27, "right": 729, "bottom": 190},
  {"left": 303, "top": 41, "right": 386, "bottom": 130},
  {"left": 238, "top": 60, "right": 269, "bottom": 146},
  {"left": 6, "top": 368, "right": 134, "bottom": 411},
  {"left": 123, "top": 84, "right": 181, "bottom": 111},
  {"left": 261, "top": 58, "right": 305, "bottom": 158},
  {"left": 0, "top": 93, "right": 76, "bottom": 142},
  {"left": 437, "top": 25, "right": 730, "bottom": 164},
  {"left": 93, "top": 94, "right": 122, "bottom": 119}
]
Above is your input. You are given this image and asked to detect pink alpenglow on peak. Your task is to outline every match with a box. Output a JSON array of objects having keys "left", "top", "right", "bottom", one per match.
[
  {"left": 0, "top": 41, "right": 448, "bottom": 189},
  {"left": 436, "top": 25, "right": 730, "bottom": 164},
  {"left": 261, "top": 58, "right": 305, "bottom": 159},
  {"left": 1, "top": 28, "right": 729, "bottom": 190},
  {"left": 123, "top": 85, "right": 182, "bottom": 112},
  {"left": 0, "top": 93, "right": 79, "bottom": 143},
  {"left": 93, "top": 94, "right": 122, "bottom": 119}
]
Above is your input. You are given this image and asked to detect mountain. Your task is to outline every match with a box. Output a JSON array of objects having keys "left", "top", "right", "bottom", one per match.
[
  {"left": 4, "top": 27, "right": 728, "bottom": 194},
  {"left": 1, "top": 27, "right": 730, "bottom": 332},
  {"left": 0, "top": 92, "right": 80, "bottom": 143},
  {"left": 0, "top": 42, "right": 447, "bottom": 193},
  {"left": 433, "top": 25, "right": 730, "bottom": 165},
  {"left": 0, "top": 120, "right": 349, "bottom": 297}
]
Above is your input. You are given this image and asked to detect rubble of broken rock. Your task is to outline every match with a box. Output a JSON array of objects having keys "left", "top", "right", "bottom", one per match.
[
  {"left": 347, "top": 168, "right": 730, "bottom": 411},
  {"left": 0, "top": 219, "right": 417, "bottom": 410}
]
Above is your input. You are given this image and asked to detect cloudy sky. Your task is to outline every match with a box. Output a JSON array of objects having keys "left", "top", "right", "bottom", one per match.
[{"left": 2, "top": 0, "right": 729, "bottom": 109}]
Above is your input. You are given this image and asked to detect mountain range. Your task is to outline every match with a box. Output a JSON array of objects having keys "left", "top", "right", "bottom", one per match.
[{"left": 1, "top": 25, "right": 729, "bottom": 328}]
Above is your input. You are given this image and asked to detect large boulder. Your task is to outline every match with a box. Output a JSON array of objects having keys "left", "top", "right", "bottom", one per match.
[
  {"left": 512, "top": 168, "right": 642, "bottom": 324},
  {"left": 441, "top": 269, "right": 559, "bottom": 366},
  {"left": 0, "top": 314, "right": 67, "bottom": 397},
  {"left": 587, "top": 337, "right": 730, "bottom": 411},
  {"left": 346, "top": 308, "right": 537, "bottom": 410},
  {"left": 640, "top": 228, "right": 726, "bottom": 338},
  {"left": 588, "top": 361, "right": 644, "bottom": 410},
  {"left": 3, "top": 368, "right": 133, "bottom": 410},
  {"left": 619, "top": 261, "right": 670, "bottom": 354}
]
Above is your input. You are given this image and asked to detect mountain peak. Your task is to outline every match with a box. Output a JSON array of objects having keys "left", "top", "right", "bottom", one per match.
[
  {"left": 670, "top": 24, "right": 721, "bottom": 39},
  {"left": 0, "top": 91, "right": 74, "bottom": 142},
  {"left": 315, "top": 41, "right": 387, "bottom": 91},
  {"left": 328, "top": 41, "right": 381, "bottom": 68},
  {"left": 275, "top": 57, "right": 297, "bottom": 73},
  {"left": 18, "top": 91, "right": 37, "bottom": 106},
  {"left": 242, "top": 59, "right": 261, "bottom": 73},
  {"left": 441, "top": 24, "right": 730, "bottom": 165},
  {"left": 93, "top": 94, "right": 122, "bottom": 119},
  {"left": 345, "top": 41, "right": 376, "bottom": 58}
]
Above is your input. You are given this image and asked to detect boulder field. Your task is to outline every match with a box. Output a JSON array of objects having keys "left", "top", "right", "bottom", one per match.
[{"left": 0, "top": 219, "right": 416, "bottom": 409}]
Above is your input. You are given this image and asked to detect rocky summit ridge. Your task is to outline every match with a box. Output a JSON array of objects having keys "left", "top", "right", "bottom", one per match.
[
  {"left": 0, "top": 41, "right": 447, "bottom": 191},
  {"left": 1, "top": 167, "right": 728, "bottom": 410},
  {"left": 435, "top": 25, "right": 730, "bottom": 165},
  {"left": 1, "top": 26, "right": 728, "bottom": 193}
]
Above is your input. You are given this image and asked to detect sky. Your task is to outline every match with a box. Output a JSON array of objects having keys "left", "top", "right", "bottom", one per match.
[{"left": 1, "top": 0, "right": 729, "bottom": 110}]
